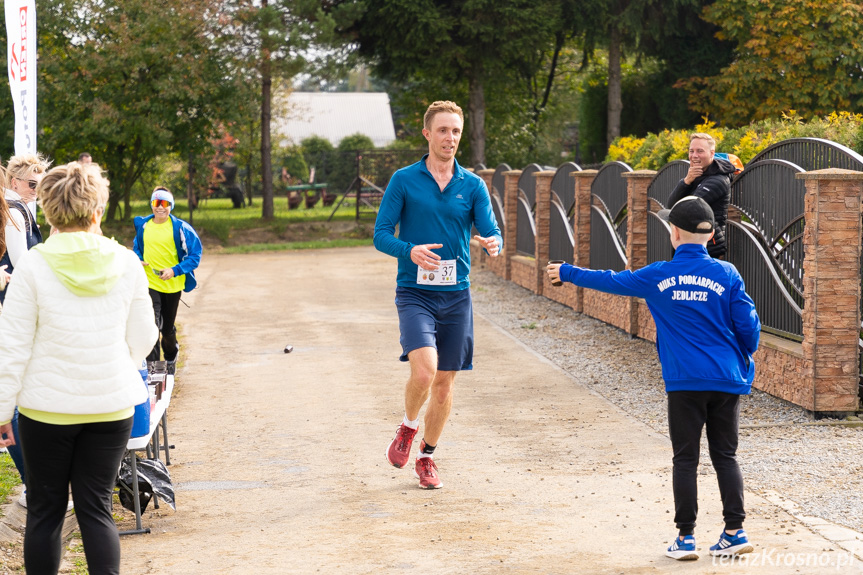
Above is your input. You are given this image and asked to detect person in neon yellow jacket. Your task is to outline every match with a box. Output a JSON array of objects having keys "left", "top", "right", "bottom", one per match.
[
  {"left": 0, "top": 162, "right": 157, "bottom": 574},
  {"left": 132, "top": 187, "right": 202, "bottom": 374}
]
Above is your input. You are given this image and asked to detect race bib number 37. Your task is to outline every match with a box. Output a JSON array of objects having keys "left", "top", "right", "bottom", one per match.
[{"left": 417, "top": 259, "right": 457, "bottom": 286}]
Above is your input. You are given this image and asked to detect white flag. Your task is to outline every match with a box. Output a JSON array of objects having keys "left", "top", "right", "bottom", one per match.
[{"left": 6, "top": 0, "right": 37, "bottom": 156}]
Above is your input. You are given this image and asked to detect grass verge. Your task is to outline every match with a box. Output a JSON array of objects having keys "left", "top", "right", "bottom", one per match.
[
  {"left": 0, "top": 453, "right": 22, "bottom": 511},
  {"left": 98, "top": 196, "right": 361, "bottom": 247},
  {"left": 220, "top": 238, "right": 373, "bottom": 254}
]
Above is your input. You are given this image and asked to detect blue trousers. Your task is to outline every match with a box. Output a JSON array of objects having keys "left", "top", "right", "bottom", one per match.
[{"left": 2, "top": 408, "right": 25, "bottom": 485}]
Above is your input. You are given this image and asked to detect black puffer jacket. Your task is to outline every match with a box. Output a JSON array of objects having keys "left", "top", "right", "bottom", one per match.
[{"left": 667, "top": 157, "right": 736, "bottom": 258}]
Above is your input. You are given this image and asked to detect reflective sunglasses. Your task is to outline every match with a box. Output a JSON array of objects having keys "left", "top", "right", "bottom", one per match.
[
  {"left": 151, "top": 199, "right": 172, "bottom": 208},
  {"left": 16, "top": 177, "right": 37, "bottom": 190}
]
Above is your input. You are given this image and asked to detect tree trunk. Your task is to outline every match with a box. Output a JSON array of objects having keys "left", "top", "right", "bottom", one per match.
[
  {"left": 122, "top": 136, "right": 143, "bottom": 221},
  {"left": 246, "top": 121, "right": 254, "bottom": 207},
  {"left": 106, "top": 145, "right": 126, "bottom": 222},
  {"left": 245, "top": 122, "right": 255, "bottom": 206},
  {"left": 260, "top": 1, "right": 274, "bottom": 219},
  {"left": 187, "top": 152, "right": 196, "bottom": 226},
  {"left": 467, "top": 68, "right": 486, "bottom": 166},
  {"left": 606, "top": 26, "right": 623, "bottom": 153}
]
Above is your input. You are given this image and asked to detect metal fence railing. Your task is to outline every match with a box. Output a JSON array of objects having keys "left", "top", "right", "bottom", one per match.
[
  {"left": 491, "top": 163, "right": 510, "bottom": 231},
  {"left": 590, "top": 206, "right": 627, "bottom": 272},
  {"left": 748, "top": 138, "right": 863, "bottom": 172},
  {"left": 548, "top": 162, "right": 581, "bottom": 263},
  {"left": 589, "top": 161, "right": 631, "bottom": 268},
  {"left": 728, "top": 222, "right": 803, "bottom": 340},
  {"left": 730, "top": 159, "right": 806, "bottom": 307},
  {"left": 516, "top": 164, "right": 543, "bottom": 257}
]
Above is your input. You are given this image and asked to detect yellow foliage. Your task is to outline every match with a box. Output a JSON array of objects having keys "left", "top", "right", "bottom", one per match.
[
  {"left": 824, "top": 110, "right": 863, "bottom": 126},
  {"left": 669, "top": 130, "right": 691, "bottom": 160},
  {"left": 781, "top": 110, "right": 803, "bottom": 124},
  {"left": 732, "top": 130, "right": 775, "bottom": 164},
  {"left": 607, "top": 136, "right": 645, "bottom": 162}
]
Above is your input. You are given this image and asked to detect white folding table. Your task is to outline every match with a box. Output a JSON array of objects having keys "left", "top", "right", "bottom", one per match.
[{"left": 119, "top": 375, "right": 174, "bottom": 536}]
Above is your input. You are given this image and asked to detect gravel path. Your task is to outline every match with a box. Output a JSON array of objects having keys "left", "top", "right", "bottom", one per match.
[{"left": 470, "top": 269, "right": 863, "bottom": 535}]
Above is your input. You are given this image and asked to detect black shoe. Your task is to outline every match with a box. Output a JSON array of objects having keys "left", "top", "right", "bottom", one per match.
[{"left": 166, "top": 360, "right": 177, "bottom": 375}]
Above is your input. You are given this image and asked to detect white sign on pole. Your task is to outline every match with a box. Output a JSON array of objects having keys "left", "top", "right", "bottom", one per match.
[{"left": 6, "top": 0, "right": 37, "bottom": 156}]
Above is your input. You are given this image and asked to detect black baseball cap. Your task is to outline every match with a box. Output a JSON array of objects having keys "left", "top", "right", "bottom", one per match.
[{"left": 657, "top": 196, "right": 715, "bottom": 234}]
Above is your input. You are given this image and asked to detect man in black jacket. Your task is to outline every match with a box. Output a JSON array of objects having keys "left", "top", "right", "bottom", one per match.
[{"left": 667, "top": 133, "right": 736, "bottom": 259}]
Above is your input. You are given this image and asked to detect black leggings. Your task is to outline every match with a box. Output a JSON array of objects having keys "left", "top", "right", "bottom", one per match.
[
  {"left": 148, "top": 289, "right": 182, "bottom": 362},
  {"left": 20, "top": 414, "right": 133, "bottom": 575},
  {"left": 667, "top": 390, "right": 745, "bottom": 536}
]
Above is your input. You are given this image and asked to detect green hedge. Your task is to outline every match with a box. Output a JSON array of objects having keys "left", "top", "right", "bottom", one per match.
[{"left": 606, "top": 112, "right": 863, "bottom": 169}]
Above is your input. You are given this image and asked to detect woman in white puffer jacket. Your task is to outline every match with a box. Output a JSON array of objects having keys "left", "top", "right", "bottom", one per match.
[{"left": 0, "top": 162, "right": 157, "bottom": 575}]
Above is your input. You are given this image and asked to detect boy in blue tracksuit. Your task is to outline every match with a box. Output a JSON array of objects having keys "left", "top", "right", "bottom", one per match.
[{"left": 547, "top": 196, "right": 760, "bottom": 561}]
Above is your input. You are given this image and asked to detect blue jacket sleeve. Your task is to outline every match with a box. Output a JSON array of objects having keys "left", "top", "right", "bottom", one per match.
[
  {"left": 558, "top": 264, "right": 652, "bottom": 298},
  {"left": 729, "top": 273, "right": 761, "bottom": 356},
  {"left": 174, "top": 222, "right": 202, "bottom": 277},
  {"left": 132, "top": 219, "right": 144, "bottom": 260},
  {"left": 472, "top": 180, "right": 503, "bottom": 251},
  {"left": 373, "top": 172, "right": 413, "bottom": 259}
]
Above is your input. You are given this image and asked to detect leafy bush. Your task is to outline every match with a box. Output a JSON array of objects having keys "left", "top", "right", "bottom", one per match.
[
  {"left": 276, "top": 144, "right": 309, "bottom": 183},
  {"left": 328, "top": 133, "right": 376, "bottom": 194},
  {"left": 301, "top": 136, "right": 335, "bottom": 184}
]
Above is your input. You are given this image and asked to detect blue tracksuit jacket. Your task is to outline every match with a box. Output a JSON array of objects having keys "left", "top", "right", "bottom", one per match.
[
  {"left": 132, "top": 214, "right": 202, "bottom": 293},
  {"left": 374, "top": 155, "right": 502, "bottom": 291},
  {"left": 559, "top": 243, "right": 760, "bottom": 395}
]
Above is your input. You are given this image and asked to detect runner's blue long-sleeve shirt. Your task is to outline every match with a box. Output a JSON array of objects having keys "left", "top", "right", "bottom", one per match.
[
  {"left": 559, "top": 243, "right": 760, "bottom": 395},
  {"left": 374, "top": 155, "right": 502, "bottom": 291}
]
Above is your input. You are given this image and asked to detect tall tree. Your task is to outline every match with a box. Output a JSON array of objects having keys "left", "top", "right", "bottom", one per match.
[
  {"left": 683, "top": 0, "right": 863, "bottom": 125},
  {"left": 341, "top": 0, "right": 567, "bottom": 166},
  {"left": 37, "top": 0, "right": 245, "bottom": 220},
  {"left": 222, "top": 0, "right": 344, "bottom": 219},
  {"left": 580, "top": 0, "right": 717, "bottom": 149}
]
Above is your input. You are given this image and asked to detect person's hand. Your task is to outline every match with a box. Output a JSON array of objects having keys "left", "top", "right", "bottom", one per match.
[
  {"left": 411, "top": 243, "right": 443, "bottom": 271},
  {"left": 684, "top": 161, "right": 704, "bottom": 185},
  {"left": 141, "top": 260, "right": 149, "bottom": 267},
  {"left": 473, "top": 235, "right": 500, "bottom": 257},
  {"left": 159, "top": 268, "right": 176, "bottom": 281},
  {"left": 546, "top": 262, "right": 563, "bottom": 283},
  {"left": 0, "top": 265, "right": 9, "bottom": 291},
  {"left": 0, "top": 422, "right": 15, "bottom": 447}
]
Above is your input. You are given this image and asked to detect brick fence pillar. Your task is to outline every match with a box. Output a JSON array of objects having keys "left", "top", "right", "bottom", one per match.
[
  {"left": 502, "top": 170, "right": 522, "bottom": 281},
  {"left": 622, "top": 170, "right": 656, "bottom": 271},
  {"left": 474, "top": 169, "right": 496, "bottom": 269},
  {"left": 797, "top": 169, "right": 863, "bottom": 413},
  {"left": 622, "top": 170, "right": 657, "bottom": 335},
  {"left": 534, "top": 171, "right": 556, "bottom": 296},
  {"left": 477, "top": 169, "right": 494, "bottom": 193},
  {"left": 571, "top": 170, "right": 598, "bottom": 312}
]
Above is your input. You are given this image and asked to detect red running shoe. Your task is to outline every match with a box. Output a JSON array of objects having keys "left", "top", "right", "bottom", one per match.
[
  {"left": 386, "top": 424, "right": 417, "bottom": 468},
  {"left": 414, "top": 456, "right": 443, "bottom": 489}
]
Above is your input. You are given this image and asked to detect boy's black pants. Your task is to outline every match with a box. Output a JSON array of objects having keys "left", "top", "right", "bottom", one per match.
[
  {"left": 147, "top": 289, "right": 182, "bottom": 362},
  {"left": 667, "top": 390, "right": 745, "bottom": 536}
]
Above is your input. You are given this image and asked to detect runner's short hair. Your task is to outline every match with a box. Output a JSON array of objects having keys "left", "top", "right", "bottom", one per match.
[
  {"left": 689, "top": 133, "right": 716, "bottom": 151},
  {"left": 424, "top": 101, "right": 464, "bottom": 130},
  {"left": 39, "top": 162, "right": 109, "bottom": 230}
]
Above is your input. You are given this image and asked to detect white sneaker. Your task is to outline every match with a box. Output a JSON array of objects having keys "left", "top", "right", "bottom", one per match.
[
  {"left": 67, "top": 498, "right": 74, "bottom": 512},
  {"left": 17, "top": 491, "right": 26, "bottom": 508}
]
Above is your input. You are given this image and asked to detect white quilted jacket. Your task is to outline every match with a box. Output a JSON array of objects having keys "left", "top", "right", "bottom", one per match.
[{"left": 0, "top": 232, "right": 158, "bottom": 422}]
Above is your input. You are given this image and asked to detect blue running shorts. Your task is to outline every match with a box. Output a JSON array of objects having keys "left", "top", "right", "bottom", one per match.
[{"left": 395, "top": 286, "right": 474, "bottom": 371}]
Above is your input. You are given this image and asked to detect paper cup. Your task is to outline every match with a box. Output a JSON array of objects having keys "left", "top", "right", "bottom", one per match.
[{"left": 548, "top": 260, "right": 565, "bottom": 286}]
